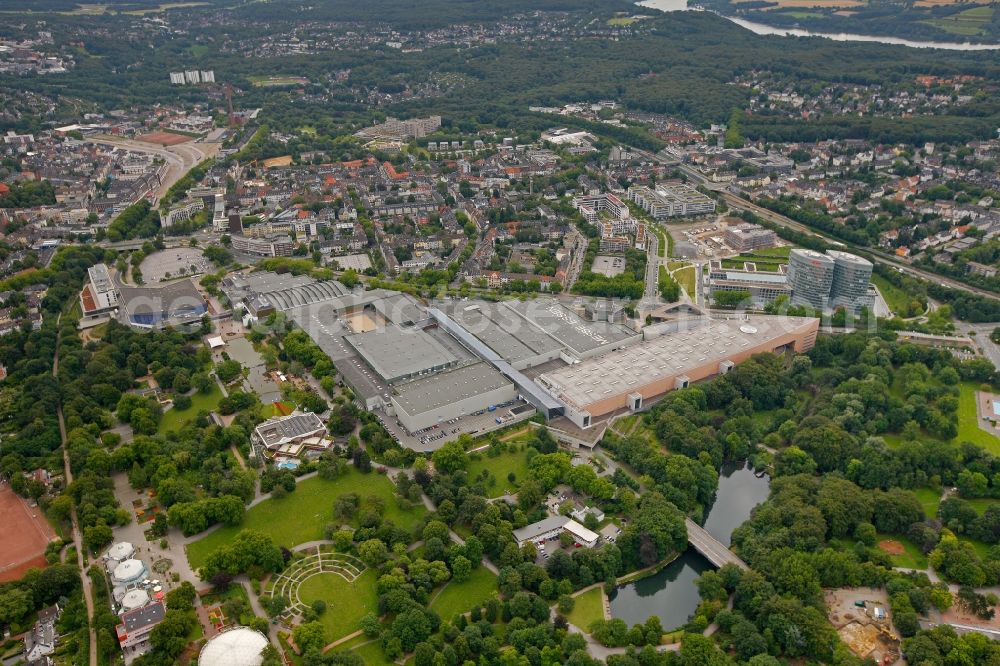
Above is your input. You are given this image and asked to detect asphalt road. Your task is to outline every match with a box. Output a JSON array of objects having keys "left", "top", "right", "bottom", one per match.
[
  {"left": 684, "top": 518, "right": 747, "bottom": 570},
  {"left": 86, "top": 136, "right": 220, "bottom": 203}
]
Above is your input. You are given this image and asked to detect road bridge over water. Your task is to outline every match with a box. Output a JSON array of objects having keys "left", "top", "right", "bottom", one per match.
[{"left": 685, "top": 518, "right": 748, "bottom": 570}]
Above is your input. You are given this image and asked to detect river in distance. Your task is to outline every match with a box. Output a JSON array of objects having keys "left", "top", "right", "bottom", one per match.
[
  {"left": 636, "top": 0, "right": 1000, "bottom": 50},
  {"left": 607, "top": 462, "right": 771, "bottom": 630}
]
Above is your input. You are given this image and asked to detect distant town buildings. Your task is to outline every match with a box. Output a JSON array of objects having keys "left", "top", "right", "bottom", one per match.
[
  {"left": 355, "top": 115, "right": 442, "bottom": 140},
  {"left": 169, "top": 70, "right": 215, "bottom": 85},
  {"left": 627, "top": 183, "right": 716, "bottom": 219}
]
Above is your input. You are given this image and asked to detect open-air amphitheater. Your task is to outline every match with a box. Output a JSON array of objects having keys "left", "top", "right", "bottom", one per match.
[{"left": 267, "top": 548, "right": 366, "bottom": 622}]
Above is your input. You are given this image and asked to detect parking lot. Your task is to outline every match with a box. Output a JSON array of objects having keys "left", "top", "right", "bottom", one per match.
[
  {"left": 375, "top": 402, "right": 537, "bottom": 453},
  {"left": 591, "top": 255, "right": 626, "bottom": 277},
  {"left": 139, "top": 247, "right": 213, "bottom": 283}
]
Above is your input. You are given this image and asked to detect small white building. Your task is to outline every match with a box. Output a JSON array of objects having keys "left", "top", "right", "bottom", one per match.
[{"left": 513, "top": 516, "right": 600, "bottom": 549}]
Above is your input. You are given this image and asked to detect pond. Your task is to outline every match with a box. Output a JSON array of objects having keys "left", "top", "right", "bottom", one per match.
[{"left": 608, "top": 462, "right": 770, "bottom": 629}]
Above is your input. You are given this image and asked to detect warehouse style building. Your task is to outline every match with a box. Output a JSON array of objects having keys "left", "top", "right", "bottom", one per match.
[
  {"left": 345, "top": 327, "right": 459, "bottom": 383},
  {"left": 390, "top": 362, "right": 516, "bottom": 432},
  {"left": 536, "top": 315, "right": 818, "bottom": 429}
]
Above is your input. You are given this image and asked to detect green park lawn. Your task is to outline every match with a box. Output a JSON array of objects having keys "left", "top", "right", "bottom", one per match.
[
  {"left": 466, "top": 448, "right": 532, "bottom": 498},
  {"left": 876, "top": 534, "right": 928, "bottom": 570},
  {"left": 961, "top": 497, "right": 999, "bottom": 516},
  {"left": 565, "top": 587, "right": 604, "bottom": 632},
  {"left": 882, "top": 383, "right": 1000, "bottom": 457},
  {"left": 350, "top": 640, "right": 395, "bottom": 666},
  {"left": 955, "top": 383, "right": 1000, "bottom": 456},
  {"left": 158, "top": 384, "right": 223, "bottom": 433},
  {"left": 186, "top": 470, "right": 425, "bottom": 570},
  {"left": 673, "top": 266, "right": 696, "bottom": 298},
  {"left": 913, "top": 487, "right": 941, "bottom": 519},
  {"left": 429, "top": 566, "right": 498, "bottom": 621},
  {"left": 871, "top": 274, "right": 919, "bottom": 318},
  {"left": 298, "top": 569, "right": 379, "bottom": 643}
]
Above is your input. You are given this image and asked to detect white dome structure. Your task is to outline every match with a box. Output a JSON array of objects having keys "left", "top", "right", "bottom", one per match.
[
  {"left": 198, "top": 627, "right": 268, "bottom": 666},
  {"left": 120, "top": 588, "right": 150, "bottom": 611},
  {"left": 107, "top": 542, "right": 135, "bottom": 562},
  {"left": 112, "top": 559, "right": 147, "bottom": 585}
]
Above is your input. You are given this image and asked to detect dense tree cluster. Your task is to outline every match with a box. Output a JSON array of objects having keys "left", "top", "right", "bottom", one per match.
[{"left": 107, "top": 200, "right": 161, "bottom": 242}]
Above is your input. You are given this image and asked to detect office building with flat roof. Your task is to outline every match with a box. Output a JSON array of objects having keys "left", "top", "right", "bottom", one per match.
[
  {"left": 536, "top": 315, "right": 818, "bottom": 429},
  {"left": 708, "top": 263, "right": 791, "bottom": 307},
  {"left": 627, "top": 183, "right": 716, "bottom": 219},
  {"left": 787, "top": 249, "right": 835, "bottom": 310},
  {"left": 723, "top": 222, "right": 777, "bottom": 252},
  {"left": 80, "top": 263, "right": 120, "bottom": 316},
  {"left": 390, "top": 362, "right": 516, "bottom": 432},
  {"left": 513, "top": 516, "right": 600, "bottom": 548}
]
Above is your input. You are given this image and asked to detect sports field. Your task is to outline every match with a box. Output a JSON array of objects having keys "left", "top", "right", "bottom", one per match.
[
  {"left": 0, "top": 484, "right": 57, "bottom": 582},
  {"left": 185, "top": 470, "right": 425, "bottom": 570}
]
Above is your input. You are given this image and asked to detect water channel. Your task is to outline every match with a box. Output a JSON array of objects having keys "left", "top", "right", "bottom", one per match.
[
  {"left": 607, "top": 462, "right": 771, "bottom": 629},
  {"left": 636, "top": 0, "right": 1000, "bottom": 50}
]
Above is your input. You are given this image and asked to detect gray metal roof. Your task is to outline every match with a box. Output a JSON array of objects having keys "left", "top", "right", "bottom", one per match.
[
  {"left": 513, "top": 516, "right": 569, "bottom": 542},
  {"left": 345, "top": 326, "right": 457, "bottom": 383},
  {"left": 370, "top": 294, "right": 426, "bottom": 327},
  {"left": 724, "top": 271, "right": 787, "bottom": 284},
  {"left": 504, "top": 299, "right": 639, "bottom": 355},
  {"left": 392, "top": 362, "right": 512, "bottom": 416},
  {"left": 263, "top": 281, "right": 349, "bottom": 310},
  {"left": 122, "top": 601, "right": 165, "bottom": 632},
  {"left": 119, "top": 280, "right": 205, "bottom": 317}
]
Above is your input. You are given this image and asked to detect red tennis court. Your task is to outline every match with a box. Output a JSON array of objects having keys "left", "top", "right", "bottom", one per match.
[{"left": 0, "top": 483, "right": 57, "bottom": 582}]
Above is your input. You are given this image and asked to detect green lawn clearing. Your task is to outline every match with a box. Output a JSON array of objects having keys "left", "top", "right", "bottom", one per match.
[
  {"left": 158, "top": 384, "right": 223, "bottom": 433},
  {"left": 430, "top": 566, "right": 498, "bottom": 621},
  {"left": 914, "top": 487, "right": 942, "bottom": 519},
  {"left": 298, "top": 569, "right": 378, "bottom": 643},
  {"left": 674, "top": 266, "right": 696, "bottom": 298},
  {"left": 261, "top": 401, "right": 295, "bottom": 418},
  {"left": 876, "top": 534, "right": 927, "bottom": 569},
  {"left": 186, "top": 470, "right": 425, "bottom": 570},
  {"left": 467, "top": 448, "right": 532, "bottom": 498},
  {"left": 351, "top": 640, "right": 395, "bottom": 665},
  {"left": 871, "top": 274, "right": 923, "bottom": 319},
  {"left": 565, "top": 587, "right": 604, "bottom": 632},
  {"left": 961, "top": 497, "right": 999, "bottom": 516},
  {"left": 955, "top": 383, "right": 1000, "bottom": 456}
]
